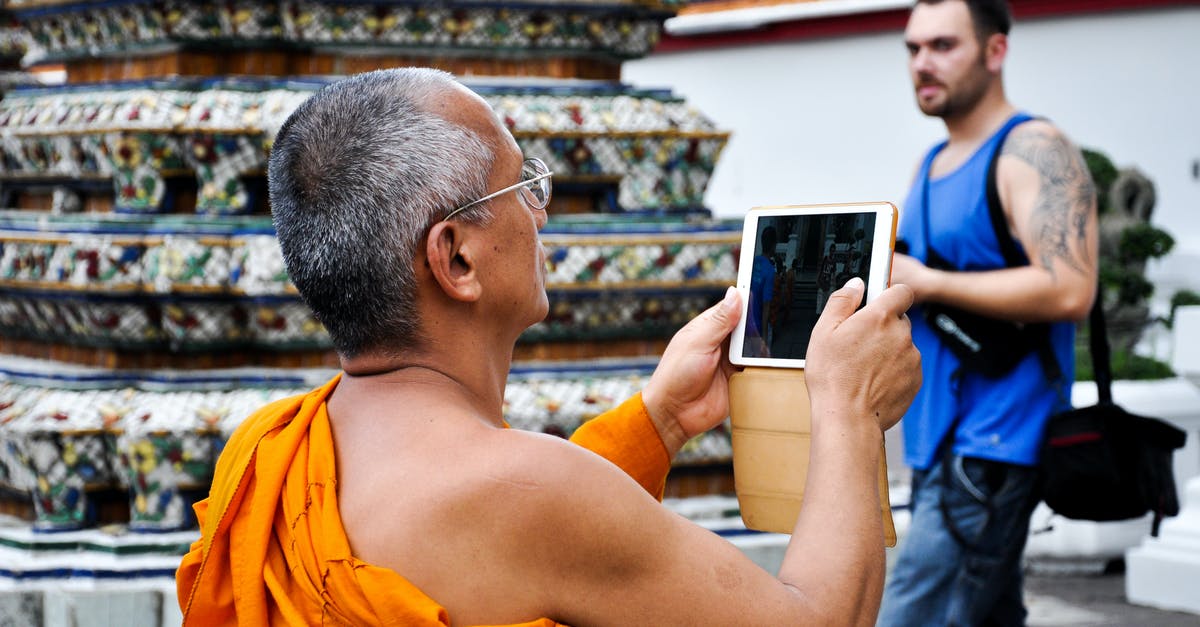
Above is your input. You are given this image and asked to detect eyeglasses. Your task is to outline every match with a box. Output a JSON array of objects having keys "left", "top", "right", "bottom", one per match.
[{"left": 443, "top": 157, "right": 553, "bottom": 222}]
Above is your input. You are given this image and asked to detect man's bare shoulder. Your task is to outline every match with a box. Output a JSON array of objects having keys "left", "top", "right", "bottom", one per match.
[
  {"left": 352, "top": 424, "right": 670, "bottom": 622},
  {"left": 1001, "top": 118, "right": 1081, "bottom": 171},
  {"left": 460, "top": 426, "right": 658, "bottom": 522},
  {"left": 1010, "top": 117, "right": 1062, "bottom": 138},
  {"left": 996, "top": 115, "right": 1097, "bottom": 284}
]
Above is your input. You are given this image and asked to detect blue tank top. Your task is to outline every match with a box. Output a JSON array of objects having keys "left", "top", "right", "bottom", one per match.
[{"left": 898, "top": 113, "right": 1075, "bottom": 471}]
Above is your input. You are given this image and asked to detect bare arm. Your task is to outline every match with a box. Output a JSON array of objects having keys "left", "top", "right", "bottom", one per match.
[
  {"left": 779, "top": 283, "right": 918, "bottom": 624},
  {"left": 567, "top": 393, "right": 673, "bottom": 499},
  {"left": 893, "top": 121, "right": 1099, "bottom": 322},
  {"left": 479, "top": 281, "right": 920, "bottom": 626}
]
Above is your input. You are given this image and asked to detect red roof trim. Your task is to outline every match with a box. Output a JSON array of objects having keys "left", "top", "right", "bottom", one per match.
[{"left": 655, "top": 0, "right": 1199, "bottom": 53}]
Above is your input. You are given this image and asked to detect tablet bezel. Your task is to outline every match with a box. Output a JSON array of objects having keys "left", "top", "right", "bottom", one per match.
[{"left": 728, "top": 202, "right": 897, "bottom": 369}]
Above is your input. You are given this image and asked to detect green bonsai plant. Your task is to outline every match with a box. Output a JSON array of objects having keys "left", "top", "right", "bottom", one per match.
[{"left": 1075, "top": 148, "right": 1177, "bottom": 381}]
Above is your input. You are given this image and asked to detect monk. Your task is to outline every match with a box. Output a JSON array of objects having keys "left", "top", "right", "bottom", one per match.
[{"left": 177, "top": 68, "right": 921, "bottom": 626}]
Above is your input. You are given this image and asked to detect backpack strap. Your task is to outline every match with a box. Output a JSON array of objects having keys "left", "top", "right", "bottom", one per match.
[{"left": 983, "top": 115, "right": 1064, "bottom": 384}]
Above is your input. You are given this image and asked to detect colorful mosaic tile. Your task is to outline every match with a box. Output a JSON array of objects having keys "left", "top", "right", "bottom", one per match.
[
  {"left": 503, "top": 368, "right": 729, "bottom": 466},
  {"left": 0, "top": 215, "right": 738, "bottom": 294},
  {"left": 0, "top": 0, "right": 730, "bottom": 540},
  {"left": 0, "top": 355, "right": 732, "bottom": 530},
  {"left": 109, "top": 429, "right": 215, "bottom": 531},
  {"left": 11, "top": 430, "right": 115, "bottom": 531},
  {"left": 0, "top": 294, "right": 330, "bottom": 351},
  {"left": 289, "top": 3, "right": 374, "bottom": 42},
  {"left": 0, "top": 82, "right": 723, "bottom": 137},
  {"left": 529, "top": 290, "right": 718, "bottom": 342},
  {"left": 180, "top": 133, "right": 267, "bottom": 215},
  {"left": 544, "top": 237, "right": 737, "bottom": 286},
  {"left": 104, "top": 132, "right": 187, "bottom": 213},
  {"left": 14, "top": 1, "right": 674, "bottom": 61},
  {"left": 233, "top": 235, "right": 292, "bottom": 296},
  {"left": 0, "top": 431, "right": 35, "bottom": 492},
  {"left": 248, "top": 300, "right": 326, "bottom": 346},
  {"left": 0, "top": 79, "right": 728, "bottom": 213},
  {"left": 0, "top": 230, "right": 736, "bottom": 348},
  {"left": 142, "top": 235, "right": 234, "bottom": 291},
  {"left": 160, "top": 301, "right": 243, "bottom": 349},
  {"left": 0, "top": 290, "right": 736, "bottom": 349},
  {"left": 0, "top": 26, "right": 30, "bottom": 59},
  {"left": 0, "top": 213, "right": 738, "bottom": 348}
]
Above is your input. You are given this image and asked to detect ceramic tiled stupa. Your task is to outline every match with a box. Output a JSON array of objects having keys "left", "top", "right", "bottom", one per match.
[{"left": 0, "top": 0, "right": 737, "bottom": 564}]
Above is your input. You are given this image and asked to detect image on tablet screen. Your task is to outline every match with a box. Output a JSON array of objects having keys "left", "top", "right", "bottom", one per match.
[{"left": 741, "top": 211, "right": 876, "bottom": 360}]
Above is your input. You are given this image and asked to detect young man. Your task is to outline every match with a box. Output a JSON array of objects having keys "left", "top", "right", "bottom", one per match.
[
  {"left": 176, "top": 67, "right": 921, "bottom": 625},
  {"left": 880, "top": 1, "right": 1099, "bottom": 624}
]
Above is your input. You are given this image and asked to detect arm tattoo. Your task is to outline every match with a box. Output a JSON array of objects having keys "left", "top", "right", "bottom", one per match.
[{"left": 1001, "top": 128, "right": 1096, "bottom": 278}]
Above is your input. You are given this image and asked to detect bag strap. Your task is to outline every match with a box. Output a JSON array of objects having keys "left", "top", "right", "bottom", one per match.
[
  {"left": 1036, "top": 283, "right": 1109, "bottom": 397},
  {"left": 989, "top": 119, "right": 1108, "bottom": 400},
  {"left": 919, "top": 113, "right": 1030, "bottom": 265},
  {"left": 984, "top": 119, "right": 1030, "bottom": 269},
  {"left": 1086, "top": 286, "right": 1114, "bottom": 404},
  {"left": 917, "top": 145, "right": 943, "bottom": 257},
  {"left": 983, "top": 121, "right": 1159, "bottom": 532},
  {"left": 982, "top": 116, "right": 1064, "bottom": 384},
  {"left": 921, "top": 115, "right": 1036, "bottom": 433},
  {"left": 920, "top": 114, "right": 1064, "bottom": 384},
  {"left": 931, "top": 114, "right": 1055, "bottom": 553}
]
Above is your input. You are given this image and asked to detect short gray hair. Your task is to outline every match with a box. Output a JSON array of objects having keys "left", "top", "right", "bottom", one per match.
[{"left": 269, "top": 68, "right": 495, "bottom": 358}]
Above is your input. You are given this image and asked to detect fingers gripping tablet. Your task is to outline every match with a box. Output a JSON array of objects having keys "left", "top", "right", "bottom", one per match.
[{"left": 729, "top": 202, "right": 898, "bottom": 368}]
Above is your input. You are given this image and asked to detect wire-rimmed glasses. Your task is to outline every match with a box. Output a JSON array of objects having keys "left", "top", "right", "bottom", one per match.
[{"left": 443, "top": 157, "right": 553, "bottom": 222}]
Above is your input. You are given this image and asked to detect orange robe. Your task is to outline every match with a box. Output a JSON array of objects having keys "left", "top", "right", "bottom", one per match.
[{"left": 176, "top": 375, "right": 671, "bottom": 626}]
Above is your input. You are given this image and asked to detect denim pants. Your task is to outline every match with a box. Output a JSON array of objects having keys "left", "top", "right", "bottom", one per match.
[{"left": 878, "top": 453, "right": 1042, "bottom": 627}]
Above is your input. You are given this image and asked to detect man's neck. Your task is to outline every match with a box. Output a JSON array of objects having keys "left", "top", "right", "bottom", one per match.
[
  {"left": 335, "top": 340, "right": 514, "bottom": 428},
  {"left": 943, "top": 92, "right": 1016, "bottom": 148}
]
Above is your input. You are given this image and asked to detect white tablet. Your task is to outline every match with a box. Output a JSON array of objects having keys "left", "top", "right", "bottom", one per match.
[{"left": 729, "top": 202, "right": 898, "bottom": 369}]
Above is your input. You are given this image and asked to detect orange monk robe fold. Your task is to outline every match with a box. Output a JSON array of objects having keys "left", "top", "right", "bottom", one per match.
[{"left": 177, "top": 375, "right": 672, "bottom": 626}]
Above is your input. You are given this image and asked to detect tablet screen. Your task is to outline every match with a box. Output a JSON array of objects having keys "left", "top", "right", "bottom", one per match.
[{"left": 739, "top": 211, "right": 877, "bottom": 360}]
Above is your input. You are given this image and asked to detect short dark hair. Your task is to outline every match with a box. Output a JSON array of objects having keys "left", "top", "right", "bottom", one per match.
[
  {"left": 761, "top": 226, "right": 778, "bottom": 253},
  {"left": 915, "top": 0, "right": 1012, "bottom": 41},
  {"left": 269, "top": 68, "right": 495, "bottom": 358}
]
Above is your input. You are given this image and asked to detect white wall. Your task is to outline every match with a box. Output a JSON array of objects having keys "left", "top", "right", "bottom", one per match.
[{"left": 624, "top": 7, "right": 1200, "bottom": 301}]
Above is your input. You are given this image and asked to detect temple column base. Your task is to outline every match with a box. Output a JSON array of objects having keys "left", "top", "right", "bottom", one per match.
[{"left": 1125, "top": 476, "right": 1200, "bottom": 615}]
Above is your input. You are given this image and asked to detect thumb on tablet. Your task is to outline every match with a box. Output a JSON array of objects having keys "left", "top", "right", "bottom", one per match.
[{"left": 814, "top": 277, "right": 864, "bottom": 332}]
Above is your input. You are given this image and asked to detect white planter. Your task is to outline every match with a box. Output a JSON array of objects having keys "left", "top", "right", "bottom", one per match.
[
  {"left": 1174, "top": 306, "right": 1200, "bottom": 389},
  {"left": 1126, "top": 477, "right": 1200, "bottom": 614},
  {"left": 1122, "top": 305, "right": 1200, "bottom": 615}
]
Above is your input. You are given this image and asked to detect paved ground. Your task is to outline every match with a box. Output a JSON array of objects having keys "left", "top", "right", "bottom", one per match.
[
  {"left": 682, "top": 491, "right": 1200, "bottom": 625},
  {"left": 1025, "top": 565, "right": 1199, "bottom": 626}
]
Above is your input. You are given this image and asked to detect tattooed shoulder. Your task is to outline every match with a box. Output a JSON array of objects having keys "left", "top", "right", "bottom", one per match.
[{"left": 1000, "top": 123, "right": 1096, "bottom": 277}]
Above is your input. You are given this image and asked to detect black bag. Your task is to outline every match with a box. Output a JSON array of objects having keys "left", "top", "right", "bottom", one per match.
[
  {"left": 915, "top": 115, "right": 1048, "bottom": 378},
  {"left": 1040, "top": 293, "right": 1186, "bottom": 535},
  {"left": 921, "top": 250, "right": 1045, "bottom": 378}
]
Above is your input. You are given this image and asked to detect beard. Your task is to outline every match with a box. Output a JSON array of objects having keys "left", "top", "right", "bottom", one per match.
[{"left": 915, "top": 55, "right": 992, "bottom": 119}]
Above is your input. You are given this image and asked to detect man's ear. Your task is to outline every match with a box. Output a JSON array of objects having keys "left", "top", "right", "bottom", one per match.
[
  {"left": 425, "top": 221, "right": 482, "bottom": 302},
  {"left": 985, "top": 32, "right": 1007, "bottom": 73}
]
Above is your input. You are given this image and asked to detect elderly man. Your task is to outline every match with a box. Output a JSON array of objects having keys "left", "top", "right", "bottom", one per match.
[{"left": 177, "top": 68, "right": 920, "bottom": 626}]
